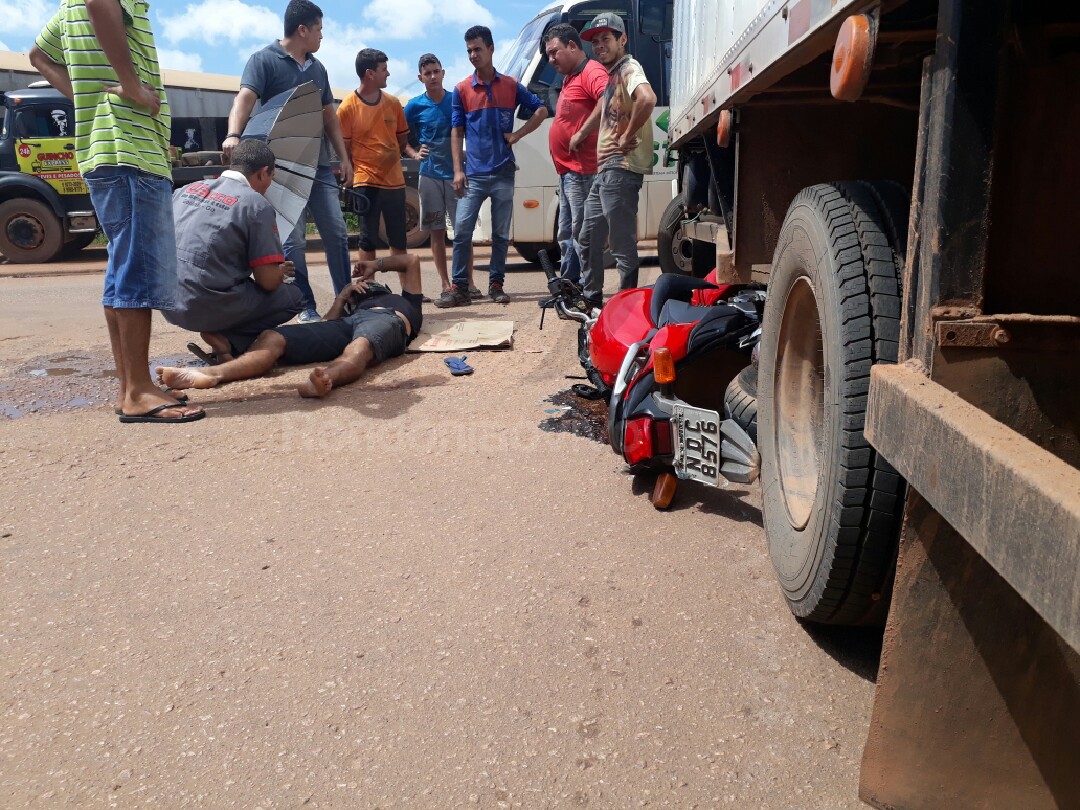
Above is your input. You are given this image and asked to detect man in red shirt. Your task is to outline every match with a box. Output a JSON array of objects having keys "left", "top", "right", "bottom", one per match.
[{"left": 544, "top": 23, "right": 608, "bottom": 282}]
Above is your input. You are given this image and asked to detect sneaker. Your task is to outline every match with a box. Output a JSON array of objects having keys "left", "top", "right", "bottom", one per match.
[
  {"left": 297, "top": 308, "right": 323, "bottom": 323},
  {"left": 468, "top": 285, "right": 483, "bottom": 300},
  {"left": 489, "top": 281, "right": 510, "bottom": 304},
  {"left": 432, "top": 287, "right": 471, "bottom": 308}
]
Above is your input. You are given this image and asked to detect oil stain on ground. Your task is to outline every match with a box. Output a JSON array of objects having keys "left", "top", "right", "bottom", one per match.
[
  {"left": 0, "top": 351, "right": 206, "bottom": 419},
  {"left": 539, "top": 389, "right": 609, "bottom": 444}
]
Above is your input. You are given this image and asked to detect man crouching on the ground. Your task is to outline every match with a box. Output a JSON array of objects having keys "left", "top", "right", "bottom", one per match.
[
  {"left": 156, "top": 255, "right": 423, "bottom": 398},
  {"left": 166, "top": 139, "right": 303, "bottom": 361}
]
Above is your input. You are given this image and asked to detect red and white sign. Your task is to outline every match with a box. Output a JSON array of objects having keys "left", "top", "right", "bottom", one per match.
[{"left": 17, "top": 144, "right": 31, "bottom": 158}]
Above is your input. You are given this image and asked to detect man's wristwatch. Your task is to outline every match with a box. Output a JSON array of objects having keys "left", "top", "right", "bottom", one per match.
[
  {"left": 225, "top": 133, "right": 242, "bottom": 140},
  {"left": 376, "top": 257, "right": 385, "bottom": 272}
]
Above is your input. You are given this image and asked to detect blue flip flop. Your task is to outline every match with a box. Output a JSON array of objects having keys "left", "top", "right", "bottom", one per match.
[{"left": 444, "top": 355, "right": 474, "bottom": 376}]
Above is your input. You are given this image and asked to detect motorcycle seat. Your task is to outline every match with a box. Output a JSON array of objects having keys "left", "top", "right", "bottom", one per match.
[
  {"left": 650, "top": 274, "right": 718, "bottom": 326},
  {"left": 686, "top": 305, "right": 748, "bottom": 355},
  {"left": 656, "top": 299, "right": 716, "bottom": 327}
]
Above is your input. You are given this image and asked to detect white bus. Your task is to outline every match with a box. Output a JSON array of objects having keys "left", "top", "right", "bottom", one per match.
[{"left": 496, "top": 0, "right": 678, "bottom": 265}]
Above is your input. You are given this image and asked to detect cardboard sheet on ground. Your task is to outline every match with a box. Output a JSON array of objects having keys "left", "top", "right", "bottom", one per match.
[{"left": 409, "top": 320, "right": 515, "bottom": 352}]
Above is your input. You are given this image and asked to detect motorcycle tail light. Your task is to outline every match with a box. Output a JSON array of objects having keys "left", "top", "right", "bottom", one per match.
[
  {"left": 653, "top": 420, "right": 673, "bottom": 456},
  {"left": 624, "top": 417, "right": 655, "bottom": 465}
]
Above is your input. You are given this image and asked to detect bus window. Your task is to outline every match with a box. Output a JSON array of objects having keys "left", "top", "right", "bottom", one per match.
[
  {"left": 639, "top": 0, "right": 672, "bottom": 40},
  {"left": 564, "top": 0, "right": 634, "bottom": 55},
  {"left": 500, "top": 11, "right": 559, "bottom": 84},
  {"left": 632, "top": 0, "right": 672, "bottom": 106}
]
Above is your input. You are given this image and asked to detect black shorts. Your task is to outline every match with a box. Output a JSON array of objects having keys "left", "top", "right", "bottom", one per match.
[
  {"left": 355, "top": 186, "right": 407, "bottom": 252},
  {"left": 274, "top": 309, "right": 408, "bottom": 366}
]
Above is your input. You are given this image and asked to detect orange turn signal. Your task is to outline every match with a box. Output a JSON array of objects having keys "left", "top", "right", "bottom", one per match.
[
  {"left": 653, "top": 347, "right": 676, "bottom": 384},
  {"left": 523, "top": 199, "right": 540, "bottom": 209}
]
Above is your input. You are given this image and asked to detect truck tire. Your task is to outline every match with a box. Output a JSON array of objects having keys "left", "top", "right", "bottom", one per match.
[
  {"left": 758, "top": 182, "right": 907, "bottom": 625},
  {"left": 723, "top": 365, "right": 758, "bottom": 444},
  {"left": 657, "top": 192, "right": 713, "bottom": 276},
  {"left": 62, "top": 231, "right": 97, "bottom": 257},
  {"left": 0, "top": 198, "right": 64, "bottom": 263}
]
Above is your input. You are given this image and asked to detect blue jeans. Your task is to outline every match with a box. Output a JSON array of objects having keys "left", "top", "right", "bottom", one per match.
[
  {"left": 557, "top": 171, "right": 594, "bottom": 283},
  {"left": 451, "top": 166, "right": 514, "bottom": 290},
  {"left": 580, "top": 168, "right": 644, "bottom": 303},
  {"left": 283, "top": 165, "right": 351, "bottom": 310},
  {"left": 85, "top": 166, "right": 177, "bottom": 309}
]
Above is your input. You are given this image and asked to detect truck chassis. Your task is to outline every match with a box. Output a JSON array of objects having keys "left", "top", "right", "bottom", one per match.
[{"left": 668, "top": 0, "right": 1080, "bottom": 805}]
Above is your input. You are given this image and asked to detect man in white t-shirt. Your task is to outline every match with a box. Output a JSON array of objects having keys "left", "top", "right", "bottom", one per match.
[{"left": 578, "top": 12, "right": 657, "bottom": 309}]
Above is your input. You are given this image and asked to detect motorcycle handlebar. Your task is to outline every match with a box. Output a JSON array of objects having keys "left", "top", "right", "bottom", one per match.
[{"left": 537, "top": 249, "right": 558, "bottom": 282}]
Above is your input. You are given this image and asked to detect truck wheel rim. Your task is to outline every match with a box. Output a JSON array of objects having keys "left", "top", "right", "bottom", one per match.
[
  {"left": 7, "top": 214, "right": 46, "bottom": 251},
  {"left": 669, "top": 224, "right": 692, "bottom": 272},
  {"left": 774, "top": 276, "right": 824, "bottom": 531}
]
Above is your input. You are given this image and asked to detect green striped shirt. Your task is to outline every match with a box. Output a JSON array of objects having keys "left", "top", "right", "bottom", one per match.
[{"left": 34, "top": 0, "right": 171, "bottom": 178}]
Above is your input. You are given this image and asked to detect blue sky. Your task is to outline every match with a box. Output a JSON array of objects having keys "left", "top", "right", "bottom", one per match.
[{"left": 0, "top": 0, "right": 549, "bottom": 97}]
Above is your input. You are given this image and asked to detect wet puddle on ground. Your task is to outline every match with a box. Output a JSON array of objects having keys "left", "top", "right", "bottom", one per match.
[
  {"left": 539, "top": 389, "right": 609, "bottom": 444},
  {"left": 0, "top": 352, "right": 206, "bottom": 419}
]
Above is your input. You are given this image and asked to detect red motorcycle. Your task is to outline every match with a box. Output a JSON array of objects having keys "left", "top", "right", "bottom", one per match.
[{"left": 539, "top": 252, "right": 763, "bottom": 508}]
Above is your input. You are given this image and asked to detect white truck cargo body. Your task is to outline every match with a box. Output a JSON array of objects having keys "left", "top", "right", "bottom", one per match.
[{"left": 669, "top": 0, "right": 866, "bottom": 148}]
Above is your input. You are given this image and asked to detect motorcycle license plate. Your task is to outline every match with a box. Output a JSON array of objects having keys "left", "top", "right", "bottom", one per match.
[{"left": 671, "top": 403, "right": 723, "bottom": 486}]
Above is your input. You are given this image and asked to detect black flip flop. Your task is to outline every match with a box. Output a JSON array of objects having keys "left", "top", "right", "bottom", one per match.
[
  {"left": 113, "top": 388, "right": 188, "bottom": 415},
  {"left": 118, "top": 403, "right": 205, "bottom": 424}
]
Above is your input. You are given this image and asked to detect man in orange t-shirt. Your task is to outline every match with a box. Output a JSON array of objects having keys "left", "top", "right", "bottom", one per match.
[{"left": 337, "top": 48, "right": 416, "bottom": 261}]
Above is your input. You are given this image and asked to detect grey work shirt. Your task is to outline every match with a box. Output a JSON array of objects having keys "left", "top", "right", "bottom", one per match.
[
  {"left": 166, "top": 172, "right": 285, "bottom": 333},
  {"left": 241, "top": 41, "right": 336, "bottom": 166}
]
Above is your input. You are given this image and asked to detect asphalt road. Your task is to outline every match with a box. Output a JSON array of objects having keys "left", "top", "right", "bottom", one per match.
[{"left": 0, "top": 246, "right": 881, "bottom": 808}]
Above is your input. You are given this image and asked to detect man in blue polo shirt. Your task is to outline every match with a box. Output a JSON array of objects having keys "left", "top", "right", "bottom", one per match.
[
  {"left": 434, "top": 25, "right": 547, "bottom": 307},
  {"left": 222, "top": 0, "right": 352, "bottom": 324}
]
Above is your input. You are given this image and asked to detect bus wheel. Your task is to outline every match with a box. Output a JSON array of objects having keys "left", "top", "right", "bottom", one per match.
[
  {"left": 383, "top": 186, "right": 428, "bottom": 249},
  {"left": 758, "top": 182, "right": 907, "bottom": 625},
  {"left": 514, "top": 241, "right": 560, "bottom": 265},
  {"left": 0, "top": 199, "right": 64, "bottom": 263}
]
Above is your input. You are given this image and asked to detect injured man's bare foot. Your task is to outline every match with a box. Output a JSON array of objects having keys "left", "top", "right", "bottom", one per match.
[
  {"left": 156, "top": 365, "right": 221, "bottom": 390},
  {"left": 200, "top": 332, "right": 235, "bottom": 364},
  {"left": 297, "top": 367, "right": 334, "bottom": 398}
]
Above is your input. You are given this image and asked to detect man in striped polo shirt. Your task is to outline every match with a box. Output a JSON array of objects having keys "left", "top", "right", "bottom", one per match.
[
  {"left": 434, "top": 25, "right": 547, "bottom": 308},
  {"left": 30, "top": 0, "right": 205, "bottom": 423}
]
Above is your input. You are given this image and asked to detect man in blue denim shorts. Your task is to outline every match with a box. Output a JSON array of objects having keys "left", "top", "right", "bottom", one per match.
[
  {"left": 156, "top": 255, "right": 423, "bottom": 401},
  {"left": 31, "top": 0, "right": 205, "bottom": 422}
]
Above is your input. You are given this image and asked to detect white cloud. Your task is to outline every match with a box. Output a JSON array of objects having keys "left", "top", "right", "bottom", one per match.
[
  {"left": 160, "top": 0, "right": 280, "bottom": 46},
  {"left": 0, "top": 39, "right": 9, "bottom": 51},
  {"left": 316, "top": 19, "right": 419, "bottom": 99},
  {"left": 362, "top": 0, "right": 494, "bottom": 41},
  {"left": 157, "top": 47, "right": 203, "bottom": 72},
  {"left": 0, "top": 0, "right": 53, "bottom": 38}
]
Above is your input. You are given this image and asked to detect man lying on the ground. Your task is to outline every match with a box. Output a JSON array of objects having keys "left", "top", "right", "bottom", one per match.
[
  {"left": 156, "top": 254, "right": 423, "bottom": 399},
  {"left": 165, "top": 139, "right": 303, "bottom": 362}
]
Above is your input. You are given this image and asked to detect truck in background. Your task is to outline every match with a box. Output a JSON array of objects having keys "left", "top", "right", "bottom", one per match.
[
  {"left": 667, "top": 0, "right": 1078, "bottom": 805},
  {"left": 0, "top": 86, "right": 98, "bottom": 262},
  {"left": 496, "top": 0, "right": 680, "bottom": 265}
]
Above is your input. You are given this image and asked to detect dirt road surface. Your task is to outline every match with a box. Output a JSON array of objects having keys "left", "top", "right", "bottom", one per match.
[{"left": 1, "top": 247, "right": 880, "bottom": 808}]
